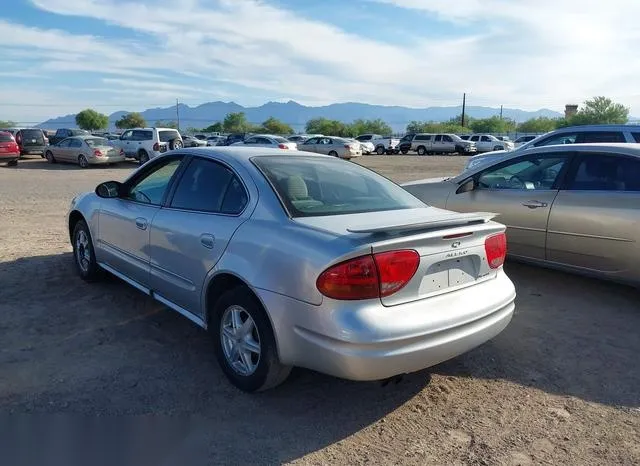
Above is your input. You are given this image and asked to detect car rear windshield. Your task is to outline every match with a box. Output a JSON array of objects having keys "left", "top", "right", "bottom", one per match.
[
  {"left": 21, "top": 129, "right": 44, "bottom": 140},
  {"left": 158, "top": 130, "right": 180, "bottom": 142},
  {"left": 0, "top": 133, "right": 14, "bottom": 142},
  {"left": 85, "top": 137, "right": 108, "bottom": 147},
  {"left": 70, "top": 129, "right": 88, "bottom": 136},
  {"left": 252, "top": 156, "right": 425, "bottom": 217},
  {"left": 273, "top": 136, "right": 289, "bottom": 143}
]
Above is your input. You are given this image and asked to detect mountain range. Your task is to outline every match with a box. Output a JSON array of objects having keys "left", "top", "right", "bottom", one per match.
[{"left": 39, "top": 100, "right": 563, "bottom": 132}]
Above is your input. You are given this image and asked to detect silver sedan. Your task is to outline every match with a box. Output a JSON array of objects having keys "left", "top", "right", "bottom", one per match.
[
  {"left": 67, "top": 147, "right": 516, "bottom": 391},
  {"left": 403, "top": 143, "right": 640, "bottom": 285}
]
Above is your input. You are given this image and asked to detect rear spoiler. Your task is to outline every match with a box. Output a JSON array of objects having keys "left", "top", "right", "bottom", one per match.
[{"left": 346, "top": 212, "right": 499, "bottom": 234}]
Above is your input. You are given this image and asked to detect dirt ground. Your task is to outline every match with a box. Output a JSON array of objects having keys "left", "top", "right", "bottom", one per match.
[{"left": 0, "top": 155, "right": 638, "bottom": 465}]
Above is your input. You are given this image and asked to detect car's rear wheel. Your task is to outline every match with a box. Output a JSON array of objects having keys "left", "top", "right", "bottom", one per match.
[
  {"left": 376, "top": 145, "right": 385, "bottom": 155},
  {"left": 78, "top": 155, "right": 89, "bottom": 168},
  {"left": 417, "top": 146, "right": 426, "bottom": 156},
  {"left": 45, "top": 150, "right": 56, "bottom": 163},
  {"left": 328, "top": 150, "right": 339, "bottom": 157},
  {"left": 72, "top": 220, "right": 102, "bottom": 282},
  {"left": 138, "top": 150, "right": 149, "bottom": 164},
  {"left": 7, "top": 160, "right": 18, "bottom": 167},
  {"left": 212, "top": 287, "right": 291, "bottom": 392}
]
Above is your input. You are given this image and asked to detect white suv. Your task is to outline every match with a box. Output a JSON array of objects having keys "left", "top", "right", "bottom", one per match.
[
  {"left": 113, "top": 127, "right": 183, "bottom": 163},
  {"left": 468, "top": 134, "right": 515, "bottom": 153}
]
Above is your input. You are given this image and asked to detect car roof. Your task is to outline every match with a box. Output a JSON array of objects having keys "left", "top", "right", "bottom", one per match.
[
  {"left": 453, "top": 143, "right": 640, "bottom": 181},
  {"left": 171, "top": 147, "right": 331, "bottom": 166}
]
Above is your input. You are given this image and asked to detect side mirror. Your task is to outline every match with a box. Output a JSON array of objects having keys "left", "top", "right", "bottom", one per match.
[
  {"left": 95, "top": 181, "right": 122, "bottom": 198},
  {"left": 456, "top": 178, "right": 476, "bottom": 194}
]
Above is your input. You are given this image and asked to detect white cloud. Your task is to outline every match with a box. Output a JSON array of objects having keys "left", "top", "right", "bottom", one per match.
[{"left": 0, "top": 0, "right": 639, "bottom": 122}]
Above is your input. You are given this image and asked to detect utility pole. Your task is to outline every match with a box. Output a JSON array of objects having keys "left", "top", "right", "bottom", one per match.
[
  {"left": 500, "top": 105, "right": 503, "bottom": 119},
  {"left": 461, "top": 93, "right": 467, "bottom": 127},
  {"left": 176, "top": 98, "right": 180, "bottom": 131}
]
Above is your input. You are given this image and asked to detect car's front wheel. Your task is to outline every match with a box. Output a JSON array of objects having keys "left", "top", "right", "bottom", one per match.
[
  {"left": 212, "top": 287, "right": 291, "bottom": 392},
  {"left": 375, "top": 145, "right": 385, "bottom": 155},
  {"left": 45, "top": 150, "right": 56, "bottom": 163},
  {"left": 72, "top": 220, "right": 102, "bottom": 282}
]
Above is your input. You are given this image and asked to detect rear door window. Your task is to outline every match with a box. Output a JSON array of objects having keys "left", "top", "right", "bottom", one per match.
[
  {"left": 158, "top": 130, "right": 180, "bottom": 143},
  {"left": 70, "top": 139, "right": 83, "bottom": 148},
  {"left": 567, "top": 153, "right": 640, "bottom": 192},
  {"left": 577, "top": 131, "right": 626, "bottom": 143},
  {"left": 632, "top": 133, "right": 640, "bottom": 143},
  {"left": 0, "top": 133, "right": 14, "bottom": 142},
  {"left": 170, "top": 158, "right": 245, "bottom": 213}
]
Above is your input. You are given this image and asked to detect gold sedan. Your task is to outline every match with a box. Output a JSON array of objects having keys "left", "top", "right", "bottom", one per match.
[
  {"left": 402, "top": 143, "right": 640, "bottom": 286},
  {"left": 44, "top": 135, "right": 126, "bottom": 168},
  {"left": 297, "top": 136, "right": 362, "bottom": 160}
]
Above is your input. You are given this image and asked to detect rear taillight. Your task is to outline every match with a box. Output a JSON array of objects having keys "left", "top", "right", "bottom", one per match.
[
  {"left": 93, "top": 149, "right": 103, "bottom": 157},
  {"left": 278, "top": 143, "right": 288, "bottom": 149},
  {"left": 316, "top": 250, "right": 420, "bottom": 300},
  {"left": 153, "top": 142, "right": 160, "bottom": 151},
  {"left": 485, "top": 232, "right": 507, "bottom": 269}
]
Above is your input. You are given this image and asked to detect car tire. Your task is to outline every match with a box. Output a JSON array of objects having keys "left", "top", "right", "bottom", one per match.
[
  {"left": 328, "top": 150, "right": 339, "bottom": 157},
  {"left": 417, "top": 146, "right": 426, "bottom": 156},
  {"left": 138, "top": 150, "right": 149, "bottom": 164},
  {"left": 169, "top": 139, "right": 183, "bottom": 150},
  {"left": 7, "top": 159, "right": 18, "bottom": 167},
  {"left": 78, "top": 155, "right": 89, "bottom": 168},
  {"left": 212, "top": 286, "right": 292, "bottom": 392},
  {"left": 72, "top": 220, "right": 102, "bottom": 282},
  {"left": 375, "top": 145, "right": 385, "bottom": 155},
  {"left": 494, "top": 145, "right": 503, "bottom": 151},
  {"left": 45, "top": 150, "right": 56, "bottom": 163},
  {"left": 400, "top": 148, "right": 409, "bottom": 154}
]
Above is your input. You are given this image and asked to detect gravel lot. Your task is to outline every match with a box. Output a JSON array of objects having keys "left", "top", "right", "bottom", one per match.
[{"left": 1, "top": 155, "right": 638, "bottom": 465}]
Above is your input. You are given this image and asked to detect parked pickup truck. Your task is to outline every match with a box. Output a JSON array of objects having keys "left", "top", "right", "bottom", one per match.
[
  {"left": 49, "top": 128, "right": 90, "bottom": 145},
  {"left": 355, "top": 134, "right": 400, "bottom": 155},
  {"left": 468, "top": 134, "right": 514, "bottom": 153},
  {"left": 396, "top": 133, "right": 477, "bottom": 155}
]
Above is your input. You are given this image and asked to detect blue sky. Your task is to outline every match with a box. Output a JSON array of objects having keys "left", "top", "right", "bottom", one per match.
[{"left": 2, "top": 0, "right": 640, "bottom": 124}]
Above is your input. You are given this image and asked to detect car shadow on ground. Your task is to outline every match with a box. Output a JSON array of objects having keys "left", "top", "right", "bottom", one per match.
[
  {"left": 0, "top": 254, "right": 638, "bottom": 463},
  {"left": 433, "top": 261, "right": 640, "bottom": 409}
]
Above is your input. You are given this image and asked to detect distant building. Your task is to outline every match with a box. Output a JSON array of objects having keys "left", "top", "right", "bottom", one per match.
[{"left": 565, "top": 104, "right": 579, "bottom": 119}]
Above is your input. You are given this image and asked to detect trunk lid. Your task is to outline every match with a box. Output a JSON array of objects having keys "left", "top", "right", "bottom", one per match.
[{"left": 295, "top": 207, "right": 506, "bottom": 306}]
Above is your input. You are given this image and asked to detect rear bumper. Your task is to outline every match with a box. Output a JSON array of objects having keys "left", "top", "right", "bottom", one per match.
[
  {"left": 258, "top": 270, "right": 516, "bottom": 381},
  {"left": 20, "top": 146, "right": 46, "bottom": 155},
  {"left": 87, "top": 155, "right": 126, "bottom": 164},
  {"left": 0, "top": 153, "right": 19, "bottom": 162}
]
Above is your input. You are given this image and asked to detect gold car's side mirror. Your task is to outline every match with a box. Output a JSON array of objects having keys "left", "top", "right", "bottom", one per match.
[{"left": 456, "top": 178, "right": 475, "bottom": 194}]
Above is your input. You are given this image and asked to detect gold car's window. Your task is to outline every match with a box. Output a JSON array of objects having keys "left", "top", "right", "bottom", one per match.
[{"left": 478, "top": 157, "right": 567, "bottom": 190}]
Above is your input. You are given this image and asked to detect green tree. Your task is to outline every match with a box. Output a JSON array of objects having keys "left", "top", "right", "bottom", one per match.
[
  {"left": 405, "top": 121, "right": 470, "bottom": 134},
  {"left": 203, "top": 122, "right": 224, "bottom": 133},
  {"left": 155, "top": 120, "right": 179, "bottom": 129},
  {"left": 571, "top": 96, "right": 629, "bottom": 125},
  {"left": 115, "top": 112, "right": 146, "bottom": 129},
  {"left": 469, "top": 116, "right": 516, "bottom": 133},
  {"left": 305, "top": 117, "right": 350, "bottom": 137},
  {"left": 223, "top": 112, "right": 253, "bottom": 133},
  {"left": 261, "top": 117, "right": 293, "bottom": 135},
  {"left": 0, "top": 120, "right": 17, "bottom": 128},
  {"left": 517, "top": 117, "right": 558, "bottom": 133},
  {"left": 349, "top": 118, "right": 393, "bottom": 137},
  {"left": 75, "top": 108, "right": 109, "bottom": 131}
]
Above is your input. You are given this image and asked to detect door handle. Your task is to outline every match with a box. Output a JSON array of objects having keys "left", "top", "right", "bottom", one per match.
[
  {"left": 200, "top": 234, "right": 215, "bottom": 249},
  {"left": 522, "top": 200, "right": 548, "bottom": 209},
  {"left": 135, "top": 217, "right": 148, "bottom": 230}
]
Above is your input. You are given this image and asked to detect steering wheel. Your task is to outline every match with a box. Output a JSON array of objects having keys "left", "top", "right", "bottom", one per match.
[{"left": 508, "top": 175, "right": 526, "bottom": 189}]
